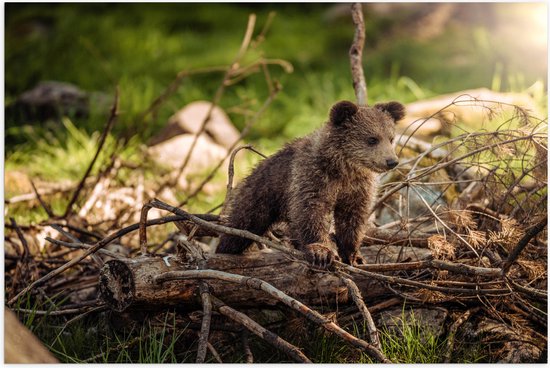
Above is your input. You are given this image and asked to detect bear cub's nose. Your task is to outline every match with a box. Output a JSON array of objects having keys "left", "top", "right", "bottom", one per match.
[{"left": 386, "top": 159, "right": 399, "bottom": 169}]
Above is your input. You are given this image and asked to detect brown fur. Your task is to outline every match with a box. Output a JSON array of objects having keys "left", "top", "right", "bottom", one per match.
[{"left": 216, "top": 100, "right": 405, "bottom": 267}]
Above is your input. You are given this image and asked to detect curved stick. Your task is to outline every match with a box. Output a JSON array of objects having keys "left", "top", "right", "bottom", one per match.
[
  {"left": 156, "top": 269, "right": 390, "bottom": 363},
  {"left": 209, "top": 295, "right": 311, "bottom": 363}
]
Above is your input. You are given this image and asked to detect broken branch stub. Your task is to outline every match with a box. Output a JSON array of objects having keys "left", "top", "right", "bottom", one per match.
[{"left": 349, "top": 3, "right": 367, "bottom": 105}]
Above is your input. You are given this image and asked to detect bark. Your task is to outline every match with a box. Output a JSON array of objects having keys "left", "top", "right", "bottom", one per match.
[{"left": 99, "top": 244, "right": 431, "bottom": 312}]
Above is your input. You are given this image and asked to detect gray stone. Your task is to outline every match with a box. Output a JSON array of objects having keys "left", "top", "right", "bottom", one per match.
[
  {"left": 149, "top": 101, "right": 240, "bottom": 149},
  {"left": 377, "top": 185, "right": 447, "bottom": 225},
  {"left": 10, "top": 81, "right": 88, "bottom": 121},
  {"left": 147, "top": 133, "right": 227, "bottom": 189},
  {"left": 376, "top": 307, "right": 448, "bottom": 343}
]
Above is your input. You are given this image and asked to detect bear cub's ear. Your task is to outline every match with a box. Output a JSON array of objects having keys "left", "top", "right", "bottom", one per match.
[
  {"left": 330, "top": 100, "right": 358, "bottom": 125},
  {"left": 374, "top": 101, "right": 406, "bottom": 122}
]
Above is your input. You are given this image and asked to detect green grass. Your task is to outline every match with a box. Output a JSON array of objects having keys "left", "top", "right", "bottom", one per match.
[{"left": 357, "top": 308, "right": 487, "bottom": 363}]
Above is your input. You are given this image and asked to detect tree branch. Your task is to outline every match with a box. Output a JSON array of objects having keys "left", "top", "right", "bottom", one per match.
[{"left": 349, "top": 3, "right": 367, "bottom": 105}]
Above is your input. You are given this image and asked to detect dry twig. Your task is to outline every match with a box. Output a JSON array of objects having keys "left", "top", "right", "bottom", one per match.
[
  {"left": 349, "top": 3, "right": 367, "bottom": 105},
  {"left": 208, "top": 295, "right": 312, "bottom": 363},
  {"left": 444, "top": 307, "right": 480, "bottom": 363},
  {"left": 155, "top": 269, "right": 389, "bottom": 363},
  {"left": 340, "top": 276, "right": 382, "bottom": 350},
  {"left": 225, "top": 144, "right": 267, "bottom": 203},
  {"left": 63, "top": 87, "right": 119, "bottom": 218},
  {"left": 167, "top": 14, "right": 257, "bottom": 190},
  {"left": 196, "top": 257, "right": 213, "bottom": 364},
  {"left": 501, "top": 217, "right": 547, "bottom": 275}
]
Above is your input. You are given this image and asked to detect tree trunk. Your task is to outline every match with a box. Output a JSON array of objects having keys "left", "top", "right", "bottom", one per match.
[{"left": 99, "top": 245, "right": 432, "bottom": 312}]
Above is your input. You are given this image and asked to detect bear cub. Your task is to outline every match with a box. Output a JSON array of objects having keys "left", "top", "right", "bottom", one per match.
[{"left": 216, "top": 100, "right": 406, "bottom": 268}]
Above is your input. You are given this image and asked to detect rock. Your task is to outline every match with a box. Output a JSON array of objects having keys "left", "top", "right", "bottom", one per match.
[
  {"left": 7, "top": 81, "right": 88, "bottom": 122},
  {"left": 403, "top": 88, "right": 544, "bottom": 137},
  {"left": 397, "top": 116, "right": 442, "bottom": 137},
  {"left": 4, "top": 170, "right": 33, "bottom": 195},
  {"left": 147, "top": 134, "right": 227, "bottom": 188},
  {"left": 149, "top": 101, "right": 240, "bottom": 149},
  {"left": 377, "top": 186, "right": 446, "bottom": 225},
  {"left": 376, "top": 307, "right": 448, "bottom": 343}
]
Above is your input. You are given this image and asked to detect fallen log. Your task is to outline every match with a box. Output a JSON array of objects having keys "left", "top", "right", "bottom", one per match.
[{"left": 99, "top": 244, "right": 432, "bottom": 312}]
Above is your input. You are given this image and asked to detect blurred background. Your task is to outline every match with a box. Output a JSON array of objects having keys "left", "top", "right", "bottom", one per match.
[{"left": 4, "top": 2, "right": 548, "bottom": 211}]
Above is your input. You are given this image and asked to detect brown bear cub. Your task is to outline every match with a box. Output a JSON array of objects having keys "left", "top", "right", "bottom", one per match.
[{"left": 216, "top": 100, "right": 405, "bottom": 268}]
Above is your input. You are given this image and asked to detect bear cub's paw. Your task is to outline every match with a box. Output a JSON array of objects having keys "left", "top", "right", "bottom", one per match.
[
  {"left": 340, "top": 250, "right": 366, "bottom": 267},
  {"left": 301, "top": 243, "right": 341, "bottom": 270}
]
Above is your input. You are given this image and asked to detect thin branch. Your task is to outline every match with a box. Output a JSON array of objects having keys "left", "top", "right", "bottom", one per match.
[
  {"left": 209, "top": 295, "right": 312, "bottom": 363},
  {"left": 340, "top": 276, "right": 382, "bottom": 351},
  {"left": 147, "top": 198, "right": 303, "bottom": 257},
  {"left": 196, "top": 281, "right": 212, "bottom": 363},
  {"left": 358, "top": 259, "right": 501, "bottom": 277},
  {"left": 225, "top": 144, "right": 267, "bottom": 204},
  {"left": 29, "top": 179, "right": 55, "bottom": 217},
  {"left": 7, "top": 214, "right": 214, "bottom": 306},
  {"left": 444, "top": 307, "right": 479, "bottom": 363},
  {"left": 165, "top": 14, "right": 257, "bottom": 191},
  {"left": 63, "top": 87, "right": 119, "bottom": 218},
  {"left": 12, "top": 306, "right": 102, "bottom": 316},
  {"left": 349, "top": 3, "right": 367, "bottom": 105},
  {"left": 44, "top": 237, "right": 122, "bottom": 259},
  {"left": 156, "top": 269, "right": 389, "bottom": 363},
  {"left": 501, "top": 217, "right": 547, "bottom": 275}
]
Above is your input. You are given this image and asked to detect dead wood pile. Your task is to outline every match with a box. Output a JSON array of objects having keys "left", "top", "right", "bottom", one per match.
[{"left": 5, "top": 93, "right": 547, "bottom": 362}]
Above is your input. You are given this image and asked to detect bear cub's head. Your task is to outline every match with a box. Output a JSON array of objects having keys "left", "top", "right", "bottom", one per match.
[{"left": 329, "top": 100, "right": 405, "bottom": 173}]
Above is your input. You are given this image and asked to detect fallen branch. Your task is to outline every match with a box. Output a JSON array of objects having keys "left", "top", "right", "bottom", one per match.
[
  {"left": 156, "top": 269, "right": 390, "bottom": 363},
  {"left": 196, "top": 281, "right": 212, "bottom": 363},
  {"left": 501, "top": 217, "right": 547, "bottom": 275},
  {"left": 340, "top": 276, "right": 382, "bottom": 351},
  {"left": 7, "top": 214, "right": 203, "bottom": 306},
  {"left": 209, "top": 294, "right": 312, "bottom": 363},
  {"left": 444, "top": 307, "right": 480, "bottom": 363}
]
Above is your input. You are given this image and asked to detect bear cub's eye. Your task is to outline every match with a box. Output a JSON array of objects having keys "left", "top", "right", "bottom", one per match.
[{"left": 367, "top": 137, "right": 379, "bottom": 146}]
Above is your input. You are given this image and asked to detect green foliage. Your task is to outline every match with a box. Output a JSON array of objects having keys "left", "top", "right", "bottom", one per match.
[
  {"left": 6, "top": 3, "right": 546, "bottom": 150},
  {"left": 6, "top": 118, "right": 141, "bottom": 182},
  {"left": 357, "top": 309, "right": 486, "bottom": 364}
]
